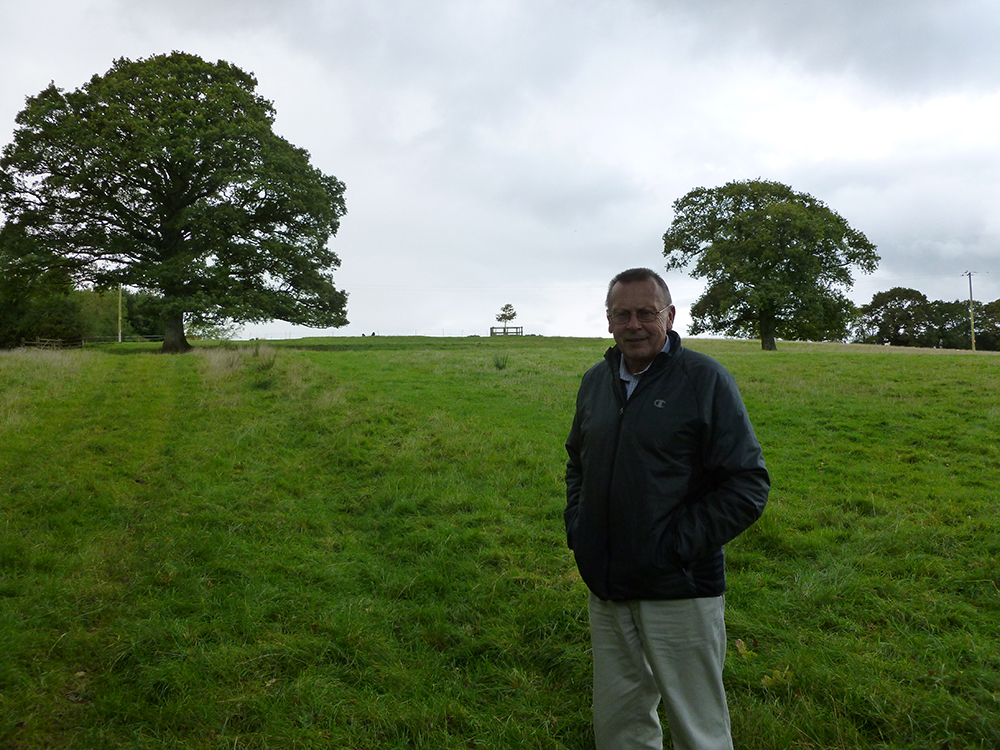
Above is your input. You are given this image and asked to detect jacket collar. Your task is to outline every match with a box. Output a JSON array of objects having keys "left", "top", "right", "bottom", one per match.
[{"left": 605, "top": 329, "right": 682, "bottom": 374}]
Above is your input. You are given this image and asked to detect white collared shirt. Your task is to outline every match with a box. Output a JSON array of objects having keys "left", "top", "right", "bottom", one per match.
[{"left": 619, "top": 337, "right": 671, "bottom": 399}]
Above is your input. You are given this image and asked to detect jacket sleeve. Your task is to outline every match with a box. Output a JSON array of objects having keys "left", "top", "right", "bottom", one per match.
[
  {"left": 666, "top": 367, "right": 769, "bottom": 564},
  {"left": 564, "top": 406, "right": 583, "bottom": 550}
]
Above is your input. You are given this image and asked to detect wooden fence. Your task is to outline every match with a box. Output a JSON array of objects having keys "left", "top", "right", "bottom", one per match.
[
  {"left": 21, "top": 338, "right": 82, "bottom": 350},
  {"left": 21, "top": 335, "right": 165, "bottom": 349},
  {"left": 489, "top": 326, "right": 523, "bottom": 336}
]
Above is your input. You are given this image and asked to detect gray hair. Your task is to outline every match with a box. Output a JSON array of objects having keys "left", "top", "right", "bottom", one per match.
[{"left": 605, "top": 268, "right": 672, "bottom": 309}]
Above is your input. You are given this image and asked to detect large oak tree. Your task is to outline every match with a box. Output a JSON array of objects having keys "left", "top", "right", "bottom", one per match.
[
  {"left": 662, "top": 179, "right": 878, "bottom": 350},
  {"left": 0, "top": 52, "right": 348, "bottom": 352}
]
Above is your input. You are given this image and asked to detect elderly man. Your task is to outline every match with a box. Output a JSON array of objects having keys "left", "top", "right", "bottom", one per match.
[{"left": 564, "top": 268, "right": 769, "bottom": 750}]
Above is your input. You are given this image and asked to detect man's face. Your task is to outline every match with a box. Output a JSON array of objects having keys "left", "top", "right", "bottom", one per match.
[{"left": 607, "top": 279, "right": 675, "bottom": 374}]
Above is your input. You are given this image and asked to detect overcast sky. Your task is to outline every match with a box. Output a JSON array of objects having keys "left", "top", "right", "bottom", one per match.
[{"left": 3, "top": 0, "right": 998, "bottom": 339}]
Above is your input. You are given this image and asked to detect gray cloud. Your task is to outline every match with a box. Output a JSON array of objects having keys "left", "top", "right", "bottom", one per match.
[
  {"left": 2, "top": 0, "right": 998, "bottom": 338},
  {"left": 658, "top": 0, "right": 1000, "bottom": 95}
]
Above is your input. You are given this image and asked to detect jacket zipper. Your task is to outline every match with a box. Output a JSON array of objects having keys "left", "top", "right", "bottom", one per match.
[{"left": 603, "top": 353, "right": 626, "bottom": 596}]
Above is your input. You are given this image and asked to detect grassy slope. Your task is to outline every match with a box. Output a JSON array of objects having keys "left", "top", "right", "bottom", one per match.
[{"left": 1, "top": 337, "right": 998, "bottom": 749}]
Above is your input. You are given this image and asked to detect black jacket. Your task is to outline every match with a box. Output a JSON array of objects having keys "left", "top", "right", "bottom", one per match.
[{"left": 564, "top": 331, "right": 769, "bottom": 601}]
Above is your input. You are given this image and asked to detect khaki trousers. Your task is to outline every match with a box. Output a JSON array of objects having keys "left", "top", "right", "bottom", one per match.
[{"left": 588, "top": 593, "right": 733, "bottom": 750}]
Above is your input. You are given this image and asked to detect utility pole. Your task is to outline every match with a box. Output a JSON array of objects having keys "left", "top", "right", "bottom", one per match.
[{"left": 963, "top": 271, "right": 976, "bottom": 351}]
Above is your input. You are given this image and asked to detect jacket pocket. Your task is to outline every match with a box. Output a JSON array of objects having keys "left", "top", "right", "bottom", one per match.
[{"left": 650, "top": 522, "right": 682, "bottom": 572}]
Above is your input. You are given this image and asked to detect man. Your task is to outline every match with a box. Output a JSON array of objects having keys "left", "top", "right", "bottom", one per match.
[{"left": 564, "top": 268, "right": 769, "bottom": 750}]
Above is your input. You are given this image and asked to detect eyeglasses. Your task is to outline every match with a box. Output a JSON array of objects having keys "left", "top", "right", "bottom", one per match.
[{"left": 607, "top": 305, "right": 670, "bottom": 325}]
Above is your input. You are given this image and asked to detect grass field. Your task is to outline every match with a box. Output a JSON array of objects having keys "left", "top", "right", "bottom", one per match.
[{"left": 1, "top": 336, "right": 998, "bottom": 749}]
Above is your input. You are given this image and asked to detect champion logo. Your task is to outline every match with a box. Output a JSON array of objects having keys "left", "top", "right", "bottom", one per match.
[{"left": 654, "top": 399, "right": 666, "bottom": 408}]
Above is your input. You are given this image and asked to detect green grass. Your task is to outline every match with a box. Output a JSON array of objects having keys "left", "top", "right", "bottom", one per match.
[{"left": 1, "top": 337, "right": 998, "bottom": 749}]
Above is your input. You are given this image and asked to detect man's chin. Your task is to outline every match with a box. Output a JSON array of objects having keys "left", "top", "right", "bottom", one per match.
[{"left": 621, "top": 341, "right": 650, "bottom": 354}]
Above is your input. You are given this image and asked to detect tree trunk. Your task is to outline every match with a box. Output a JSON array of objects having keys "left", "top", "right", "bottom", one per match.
[
  {"left": 162, "top": 314, "right": 193, "bottom": 354},
  {"left": 759, "top": 315, "right": 777, "bottom": 351}
]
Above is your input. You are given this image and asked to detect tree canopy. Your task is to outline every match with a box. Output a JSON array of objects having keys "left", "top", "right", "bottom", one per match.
[
  {"left": 662, "top": 179, "right": 878, "bottom": 350},
  {"left": 852, "top": 287, "right": 930, "bottom": 347},
  {"left": 496, "top": 303, "right": 517, "bottom": 331},
  {"left": 0, "top": 52, "right": 348, "bottom": 352}
]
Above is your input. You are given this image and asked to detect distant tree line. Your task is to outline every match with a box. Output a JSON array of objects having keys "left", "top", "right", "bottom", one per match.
[
  {"left": 0, "top": 284, "right": 241, "bottom": 348},
  {"left": 852, "top": 287, "right": 1000, "bottom": 351},
  {"left": 0, "top": 280, "right": 166, "bottom": 348}
]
